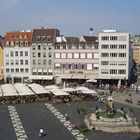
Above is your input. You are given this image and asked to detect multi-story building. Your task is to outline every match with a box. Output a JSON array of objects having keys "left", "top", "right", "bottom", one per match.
[
  {"left": 0, "top": 43, "right": 4, "bottom": 80},
  {"left": 54, "top": 35, "right": 99, "bottom": 82},
  {"left": 30, "top": 28, "right": 59, "bottom": 82},
  {"left": 98, "top": 30, "right": 133, "bottom": 85},
  {"left": 132, "top": 45, "right": 140, "bottom": 65},
  {"left": 4, "top": 31, "right": 32, "bottom": 83}
]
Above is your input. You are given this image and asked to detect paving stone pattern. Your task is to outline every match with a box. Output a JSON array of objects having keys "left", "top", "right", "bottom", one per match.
[
  {"left": 45, "top": 103, "right": 88, "bottom": 140},
  {"left": 8, "top": 106, "right": 28, "bottom": 140}
]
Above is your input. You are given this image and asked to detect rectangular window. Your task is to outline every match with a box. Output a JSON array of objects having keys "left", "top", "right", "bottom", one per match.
[
  {"left": 33, "top": 52, "right": 36, "bottom": 57},
  {"left": 110, "top": 45, "right": 117, "bottom": 49},
  {"left": 48, "top": 52, "right": 52, "bottom": 57},
  {"left": 46, "top": 36, "right": 52, "bottom": 42},
  {"left": 119, "top": 36, "right": 127, "bottom": 41},
  {"left": 43, "top": 60, "right": 46, "bottom": 65},
  {"left": 38, "top": 60, "right": 41, "bottom": 65},
  {"left": 118, "top": 61, "right": 126, "bottom": 66},
  {"left": 25, "top": 69, "right": 28, "bottom": 73},
  {"left": 6, "top": 69, "right": 9, "bottom": 72},
  {"left": 48, "top": 60, "right": 52, "bottom": 65},
  {"left": 80, "top": 53, "right": 86, "bottom": 59},
  {"left": 43, "top": 52, "right": 46, "bottom": 57},
  {"left": 110, "top": 69, "right": 117, "bottom": 74},
  {"left": 110, "top": 53, "right": 117, "bottom": 57},
  {"left": 15, "top": 60, "right": 19, "bottom": 65},
  {"left": 38, "top": 53, "right": 41, "bottom": 57},
  {"left": 20, "top": 41, "right": 23, "bottom": 46},
  {"left": 5, "top": 52, "right": 9, "bottom": 57},
  {"left": 87, "top": 53, "right": 92, "bottom": 59},
  {"left": 56, "top": 46, "right": 60, "bottom": 49},
  {"left": 118, "top": 69, "right": 126, "bottom": 74},
  {"left": 67, "top": 53, "right": 72, "bottom": 58},
  {"left": 119, "top": 45, "right": 126, "bottom": 49},
  {"left": 63, "top": 46, "right": 66, "bottom": 49},
  {"left": 25, "top": 60, "right": 28, "bottom": 65},
  {"left": 11, "top": 69, "right": 14, "bottom": 73},
  {"left": 87, "top": 64, "right": 92, "bottom": 70},
  {"left": 25, "top": 41, "right": 28, "bottom": 46},
  {"left": 101, "top": 53, "right": 109, "bottom": 57},
  {"left": 74, "top": 53, "right": 79, "bottom": 59},
  {"left": 32, "top": 45, "right": 36, "bottom": 50},
  {"left": 55, "top": 63, "right": 61, "bottom": 68},
  {"left": 68, "top": 45, "right": 72, "bottom": 49},
  {"left": 101, "top": 69, "right": 108, "bottom": 74},
  {"left": 20, "top": 68, "right": 24, "bottom": 73},
  {"left": 110, "top": 61, "right": 117, "bottom": 65},
  {"left": 6, "top": 60, "right": 9, "bottom": 65},
  {"left": 16, "top": 69, "right": 19, "bottom": 73},
  {"left": 61, "top": 53, "right": 66, "bottom": 58},
  {"left": 11, "top": 60, "right": 14, "bottom": 65},
  {"left": 10, "top": 51, "right": 14, "bottom": 57},
  {"left": 33, "top": 60, "right": 36, "bottom": 65},
  {"left": 43, "top": 45, "right": 46, "bottom": 50},
  {"left": 25, "top": 52, "right": 28, "bottom": 56},
  {"left": 101, "top": 61, "right": 109, "bottom": 65},
  {"left": 55, "top": 53, "right": 60, "bottom": 58},
  {"left": 101, "top": 45, "right": 109, "bottom": 49},
  {"left": 15, "top": 51, "right": 18, "bottom": 56},
  {"left": 38, "top": 45, "right": 41, "bottom": 50},
  {"left": 20, "top": 51, "right": 23, "bottom": 56},
  {"left": 119, "top": 53, "right": 126, "bottom": 57},
  {"left": 20, "top": 60, "right": 23, "bottom": 65},
  {"left": 110, "top": 36, "right": 118, "bottom": 41},
  {"left": 94, "top": 53, "right": 99, "bottom": 58},
  {"left": 101, "top": 36, "right": 109, "bottom": 40}
]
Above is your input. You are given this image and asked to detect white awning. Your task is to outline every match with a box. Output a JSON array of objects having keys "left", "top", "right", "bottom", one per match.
[
  {"left": 14, "top": 83, "right": 34, "bottom": 96},
  {"left": 38, "top": 69, "right": 42, "bottom": 72},
  {"left": 81, "top": 89, "right": 97, "bottom": 96},
  {"left": 71, "top": 74, "right": 86, "bottom": 79},
  {"left": 45, "top": 85, "right": 59, "bottom": 90},
  {"left": 60, "top": 74, "right": 72, "bottom": 79},
  {"left": 48, "top": 69, "right": 53, "bottom": 72},
  {"left": 28, "top": 83, "right": 50, "bottom": 94},
  {"left": 29, "top": 75, "right": 53, "bottom": 80},
  {"left": 62, "top": 87, "right": 77, "bottom": 92},
  {"left": 86, "top": 79, "right": 97, "bottom": 83},
  {"left": 1, "top": 84, "right": 18, "bottom": 96},
  {"left": 43, "top": 69, "right": 47, "bottom": 72},
  {"left": 50, "top": 88, "right": 69, "bottom": 96},
  {"left": 32, "top": 69, "right": 37, "bottom": 72}
]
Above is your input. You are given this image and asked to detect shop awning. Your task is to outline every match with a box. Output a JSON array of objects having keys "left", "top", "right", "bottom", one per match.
[
  {"left": 29, "top": 75, "right": 53, "bottom": 80},
  {"left": 71, "top": 74, "right": 86, "bottom": 79}
]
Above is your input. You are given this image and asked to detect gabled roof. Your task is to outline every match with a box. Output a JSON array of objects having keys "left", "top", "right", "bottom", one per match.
[
  {"left": 83, "top": 36, "right": 98, "bottom": 42},
  {"left": 65, "top": 37, "right": 79, "bottom": 44},
  {"left": 32, "top": 28, "right": 60, "bottom": 44}
]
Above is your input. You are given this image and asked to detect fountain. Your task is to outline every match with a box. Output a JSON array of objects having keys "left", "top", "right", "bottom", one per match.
[{"left": 84, "top": 96, "right": 140, "bottom": 133}]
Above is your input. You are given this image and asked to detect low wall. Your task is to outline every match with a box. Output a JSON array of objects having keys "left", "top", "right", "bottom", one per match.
[{"left": 84, "top": 112, "right": 140, "bottom": 133}]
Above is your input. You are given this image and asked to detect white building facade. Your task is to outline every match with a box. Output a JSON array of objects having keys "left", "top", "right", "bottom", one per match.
[
  {"left": 4, "top": 31, "right": 32, "bottom": 83},
  {"left": 54, "top": 36, "right": 99, "bottom": 82},
  {"left": 98, "top": 30, "right": 133, "bottom": 85}
]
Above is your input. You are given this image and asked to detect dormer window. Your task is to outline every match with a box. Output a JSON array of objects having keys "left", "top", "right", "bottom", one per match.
[
  {"left": 36, "top": 36, "right": 40, "bottom": 42},
  {"left": 46, "top": 36, "right": 51, "bottom": 42}
]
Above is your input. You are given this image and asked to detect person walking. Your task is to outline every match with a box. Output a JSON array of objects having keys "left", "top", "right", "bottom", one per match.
[{"left": 39, "top": 128, "right": 44, "bottom": 137}]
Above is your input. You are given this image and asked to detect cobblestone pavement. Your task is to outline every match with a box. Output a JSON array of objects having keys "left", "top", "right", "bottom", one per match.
[
  {"left": 112, "top": 89, "right": 140, "bottom": 108},
  {"left": 0, "top": 101, "right": 140, "bottom": 140}
]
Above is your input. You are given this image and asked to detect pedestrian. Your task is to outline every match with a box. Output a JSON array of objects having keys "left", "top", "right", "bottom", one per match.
[
  {"left": 64, "top": 113, "right": 69, "bottom": 121},
  {"left": 39, "top": 128, "right": 44, "bottom": 137}
]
